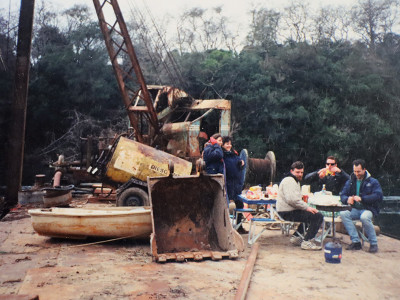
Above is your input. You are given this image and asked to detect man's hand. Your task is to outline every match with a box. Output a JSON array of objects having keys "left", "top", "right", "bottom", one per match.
[
  {"left": 318, "top": 168, "right": 327, "bottom": 179},
  {"left": 354, "top": 195, "right": 362, "bottom": 202},
  {"left": 347, "top": 196, "right": 354, "bottom": 205},
  {"left": 306, "top": 207, "right": 319, "bottom": 214},
  {"left": 331, "top": 166, "right": 341, "bottom": 173},
  {"left": 209, "top": 137, "right": 219, "bottom": 145}
]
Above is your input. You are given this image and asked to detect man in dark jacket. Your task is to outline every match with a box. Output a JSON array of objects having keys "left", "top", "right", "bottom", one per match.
[
  {"left": 339, "top": 159, "right": 383, "bottom": 253},
  {"left": 304, "top": 156, "right": 349, "bottom": 195}
]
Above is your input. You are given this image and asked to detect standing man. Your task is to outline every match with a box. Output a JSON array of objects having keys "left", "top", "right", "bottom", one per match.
[
  {"left": 339, "top": 159, "right": 383, "bottom": 253},
  {"left": 277, "top": 161, "right": 324, "bottom": 250},
  {"left": 304, "top": 156, "right": 350, "bottom": 195}
]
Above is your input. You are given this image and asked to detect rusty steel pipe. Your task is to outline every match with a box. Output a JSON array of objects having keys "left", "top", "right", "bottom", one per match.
[
  {"left": 234, "top": 242, "right": 260, "bottom": 300},
  {"left": 34, "top": 174, "right": 46, "bottom": 188},
  {"left": 53, "top": 171, "right": 62, "bottom": 187}
]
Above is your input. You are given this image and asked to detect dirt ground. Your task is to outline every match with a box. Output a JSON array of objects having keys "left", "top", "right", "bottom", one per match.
[{"left": 1, "top": 204, "right": 400, "bottom": 300}]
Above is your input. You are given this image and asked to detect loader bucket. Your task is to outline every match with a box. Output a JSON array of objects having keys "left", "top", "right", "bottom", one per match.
[{"left": 147, "top": 173, "right": 244, "bottom": 262}]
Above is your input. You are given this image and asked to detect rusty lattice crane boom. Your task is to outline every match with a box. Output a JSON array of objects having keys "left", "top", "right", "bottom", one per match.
[{"left": 92, "top": 0, "right": 159, "bottom": 143}]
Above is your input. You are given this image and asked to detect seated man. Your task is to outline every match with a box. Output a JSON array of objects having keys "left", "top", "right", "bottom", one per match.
[
  {"left": 304, "top": 156, "right": 350, "bottom": 195},
  {"left": 304, "top": 156, "right": 350, "bottom": 220},
  {"left": 339, "top": 159, "right": 383, "bottom": 253},
  {"left": 277, "top": 161, "right": 323, "bottom": 250}
]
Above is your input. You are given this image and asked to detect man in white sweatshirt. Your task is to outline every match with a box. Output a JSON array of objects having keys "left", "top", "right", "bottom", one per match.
[{"left": 277, "top": 161, "right": 323, "bottom": 250}]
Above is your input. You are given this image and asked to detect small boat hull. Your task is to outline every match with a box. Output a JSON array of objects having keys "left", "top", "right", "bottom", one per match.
[{"left": 28, "top": 207, "right": 152, "bottom": 239}]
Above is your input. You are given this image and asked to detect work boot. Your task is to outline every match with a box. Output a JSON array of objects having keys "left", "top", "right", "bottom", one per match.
[
  {"left": 346, "top": 242, "right": 362, "bottom": 250},
  {"left": 369, "top": 244, "right": 378, "bottom": 253},
  {"left": 237, "top": 226, "right": 248, "bottom": 234}
]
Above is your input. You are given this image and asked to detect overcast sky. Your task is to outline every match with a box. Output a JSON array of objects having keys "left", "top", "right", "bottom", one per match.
[
  {"left": 1, "top": 0, "right": 360, "bottom": 47},
  {"left": 2, "top": 0, "right": 356, "bottom": 19}
]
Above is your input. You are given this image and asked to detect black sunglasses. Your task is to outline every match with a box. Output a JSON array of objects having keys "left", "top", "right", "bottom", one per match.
[{"left": 326, "top": 163, "right": 336, "bottom": 166}]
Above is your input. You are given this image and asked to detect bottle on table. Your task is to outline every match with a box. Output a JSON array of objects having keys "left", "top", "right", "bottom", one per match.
[{"left": 322, "top": 184, "right": 326, "bottom": 195}]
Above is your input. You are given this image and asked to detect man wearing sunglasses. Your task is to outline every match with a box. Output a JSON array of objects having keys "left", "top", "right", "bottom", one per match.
[{"left": 304, "top": 156, "right": 350, "bottom": 195}]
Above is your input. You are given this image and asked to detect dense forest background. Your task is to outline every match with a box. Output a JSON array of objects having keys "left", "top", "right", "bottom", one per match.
[{"left": 1, "top": 0, "right": 399, "bottom": 194}]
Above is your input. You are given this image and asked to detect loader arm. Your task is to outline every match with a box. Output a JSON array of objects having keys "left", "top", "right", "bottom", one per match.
[{"left": 93, "top": 0, "right": 159, "bottom": 143}]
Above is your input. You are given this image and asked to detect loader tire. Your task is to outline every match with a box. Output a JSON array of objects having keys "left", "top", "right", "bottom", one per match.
[{"left": 117, "top": 187, "right": 149, "bottom": 207}]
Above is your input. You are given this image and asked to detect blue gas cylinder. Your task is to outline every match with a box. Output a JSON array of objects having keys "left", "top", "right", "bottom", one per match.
[{"left": 324, "top": 241, "right": 342, "bottom": 263}]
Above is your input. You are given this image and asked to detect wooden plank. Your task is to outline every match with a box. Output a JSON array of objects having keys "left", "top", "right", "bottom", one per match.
[{"left": 234, "top": 243, "right": 260, "bottom": 300}]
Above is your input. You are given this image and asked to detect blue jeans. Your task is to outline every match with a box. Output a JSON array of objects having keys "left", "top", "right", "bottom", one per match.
[{"left": 339, "top": 209, "right": 377, "bottom": 245}]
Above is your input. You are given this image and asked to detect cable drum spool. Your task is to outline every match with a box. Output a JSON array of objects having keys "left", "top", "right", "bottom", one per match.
[{"left": 240, "top": 150, "right": 276, "bottom": 188}]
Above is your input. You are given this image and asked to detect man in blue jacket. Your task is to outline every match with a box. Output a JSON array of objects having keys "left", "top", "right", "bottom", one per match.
[{"left": 339, "top": 159, "right": 383, "bottom": 253}]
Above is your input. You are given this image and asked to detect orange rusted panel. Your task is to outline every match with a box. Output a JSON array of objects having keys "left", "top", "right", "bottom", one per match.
[
  {"left": 188, "top": 121, "right": 201, "bottom": 157},
  {"left": 161, "top": 121, "right": 200, "bottom": 158}
]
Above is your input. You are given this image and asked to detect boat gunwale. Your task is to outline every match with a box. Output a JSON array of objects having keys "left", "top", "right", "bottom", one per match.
[{"left": 28, "top": 207, "right": 151, "bottom": 218}]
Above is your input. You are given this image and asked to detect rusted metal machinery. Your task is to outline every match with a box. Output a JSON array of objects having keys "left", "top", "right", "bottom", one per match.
[
  {"left": 240, "top": 150, "right": 276, "bottom": 187},
  {"left": 48, "top": 135, "right": 115, "bottom": 187},
  {"left": 92, "top": 0, "right": 231, "bottom": 154},
  {"left": 89, "top": 0, "right": 277, "bottom": 206},
  {"left": 90, "top": 136, "right": 193, "bottom": 206},
  {"left": 76, "top": 0, "right": 268, "bottom": 259},
  {"left": 102, "top": 137, "right": 192, "bottom": 183},
  {"left": 148, "top": 171, "right": 244, "bottom": 262},
  {"left": 92, "top": 0, "right": 158, "bottom": 144}
]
